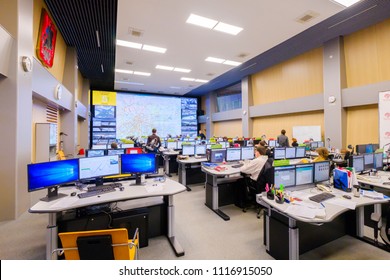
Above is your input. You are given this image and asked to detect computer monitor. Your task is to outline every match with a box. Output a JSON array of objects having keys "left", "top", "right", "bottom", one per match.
[
  {"left": 365, "top": 144, "right": 374, "bottom": 153},
  {"left": 314, "top": 161, "right": 330, "bottom": 183},
  {"left": 226, "top": 148, "right": 241, "bottom": 162},
  {"left": 79, "top": 155, "right": 120, "bottom": 185},
  {"left": 310, "top": 142, "right": 318, "bottom": 149},
  {"left": 317, "top": 141, "right": 324, "bottom": 148},
  {"left": 182, "top": 145, "right": 195, "bottom": 156},
  {"left": 374, "top": 152, "right": 383, "bottom": 170},
  {"left": 349, "top": 155, "right": 364, "bottom": 173},
  {"left": 355, "top": 144, "right": 366, "bottom": 155},
  {"left": 106, "top": 149, "right": 125, "bottom": 156},
  {"left": 206, "top": 144, "right": 212, "bottom": 149},
  {"left": 274, "top": 148, "right": 286, "bottom": 160},
  {"left": 274, "top": 166, "right": 296, "bottom": 188},
  {"left": 363, "top": 153, "right": 374, "bottom": 170},
  {"left": 295, "top": 146, "right": 306, "bottom": 158},
  {"left": 285, "top": 147, "right": 296, "bottom": 159},
  {"left": 177, "top": 141, "right": 183, "bottom": 149},
  {"left": 86, "top": 149, "right": 106, "bottom": 157},
  {"left": 27, "top": 158, "right": 79, "bottom": 201},
  {"left": 121, "top": 153, "right": 158, "bottom": 185},
  {"left": 195, "top": 145, "right": 207, "bottom": 155},
  {"left": 295, "top": 163, "right": 314, "bottom": 185},
  {"left": 167, "top": 141, "right": 177, "bottom": 150},
  {"left": 209, "top": 149, "right": 226, "bottom": 163},
  {"left": 241, "top": 146, "right": 255, "bottom": 160},
  {"left": 268, "top": 140, "right": 277, "bottom": 147}
]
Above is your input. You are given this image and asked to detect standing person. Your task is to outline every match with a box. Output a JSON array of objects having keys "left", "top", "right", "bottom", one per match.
[
  {"left": 198, "top": 129, "right": 206, "bottom": 140},
  {"left": 146, "top": 128, "right": 161, "bottom": 153},
  {"left": 277, "top": 129, "right": 289, "bottom": 147}
]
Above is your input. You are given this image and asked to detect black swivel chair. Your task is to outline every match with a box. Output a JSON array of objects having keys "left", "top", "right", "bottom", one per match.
[{"left": 242, "top": 158, "right": 274, "bottom": 218}]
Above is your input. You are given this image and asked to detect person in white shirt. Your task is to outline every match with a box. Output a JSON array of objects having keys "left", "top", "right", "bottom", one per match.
[{"left": 240, "top": 145, "right": 268, "bottom": 181}]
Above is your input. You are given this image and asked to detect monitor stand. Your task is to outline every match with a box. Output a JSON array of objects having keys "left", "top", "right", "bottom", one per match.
[
  {"left": 40, "top": 186, "right": 67, "bottom": 202},
  {"left": 130, "top": 174, "right": 146, "bottom": 186}
]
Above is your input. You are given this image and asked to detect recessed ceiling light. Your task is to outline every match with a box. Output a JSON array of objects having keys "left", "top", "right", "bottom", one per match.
[
  {"left": 223, "top": 60, "right": 241, "bottom": 66},
  {"left": 115, "top": 69, "right": 134, "bottom": 74},
  {"left": 195, "top": 79, "right": 209, "bottom": 83},
  {"left": 186, "top": 14, "right": 217, "bottom": 29},
  {"left": 331, "top": 0, "right": 361, "bottom": 7},
  {"left": 133, "top": 71, "right": 151, "bottom": 76},
  {"left": 181, "top": 77, "right": 195, "bottom": 81},
  {"left": 173, "top": 67, "right": 191, "bottom": 73},
  {"left": 116, "top": 39, "right": 142, "bottom": 49},
  {"left": 142, "top": 44, "right": 167, "bottom": 53},
  {"left": 170, "top": 86, "right": 181, "bottom": 89},
  {"left": 115, "top": 81, "right": 144, "bottom": 86},
  {"left": 213, "top": 22, "right": 243, "bottom": 35},
  {"left": 205, "top": 57, "right": 225, "bottom": 63},
  {"left": 156, "top": 65, "right": 174, "bottom": 71}
]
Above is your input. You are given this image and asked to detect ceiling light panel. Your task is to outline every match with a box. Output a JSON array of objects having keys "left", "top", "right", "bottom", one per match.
[
  {"left": 186, "top": 14, "right": 217, "bottom": 29},
  {"left": 213, "top": 22, "right": 243, "bottom": 35},
  {"left": 142, "top": 44, "right": 167, "bottom": 53},
  {"left": 173, "top": 68, "right": 191, "bottom": 73},
  {"left": 115, "top": 69, "right": 134, "bottom": 74},
  {"left": 331, "top": 0, "right": 361, "bottom": 7},
  {"left": 133, "top": 71, "right": 151, "bottom": 76},
  {"left": 115, "top": 81, "right": 144, "bottom": 86},
  {"left": 181, "top": 77, "right": 195, "bottom": 81},
  {"left": 116, "top": 39, "right": 142, "bottom": 49},
  {"left": 156, "top": 65, "right": 174, "bottom": 71},
  {"left": 223, "top": 60, "right": 241, "bottom": 66},
  {"left": 205, "top": 57, "right": 225, "bottom": 63}
]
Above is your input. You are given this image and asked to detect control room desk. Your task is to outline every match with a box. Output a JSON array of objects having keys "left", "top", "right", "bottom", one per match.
[
  {"left": 162, "top": 150, "right": 180, "bottom": 177},
  {"left": 257, "top": 187, "right": 389, "bottom": 260},
  {"left": 177, "top": 157, "right": 207, "bottom": 191},
  {"left": 201, "top": 164, "right": 242, "bottom": 221},
  {"left": 29, "top": 178, "right": 186, "bottom": 259}
]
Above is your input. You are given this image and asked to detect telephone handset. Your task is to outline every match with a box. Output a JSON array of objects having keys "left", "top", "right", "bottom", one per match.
[{"left": 316, "top": 184, "right": 331, "bottom": 192}]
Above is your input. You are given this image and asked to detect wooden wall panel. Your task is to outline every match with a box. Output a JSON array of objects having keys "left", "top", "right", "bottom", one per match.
[
  {"left": 252, "top": 111, "right": 324, "bottom": 142},
  {"left": 213, "top": 120, "right": 242, "bottom": 138},
  {"left": 251, "top": 47, "right": 323, "bottom": 105},
  {"left": 344, "top": 18, "right": 390, "bottom": 88},
  {"left": 346, "top": 105, "right": 378, "bottom": 148}
]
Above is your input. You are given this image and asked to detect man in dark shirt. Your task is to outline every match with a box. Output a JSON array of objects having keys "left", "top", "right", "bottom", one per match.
[
  {"left": 277, "top": 129, "right": 289, "bottom": 147},
  {"left": 198, "top": 129, "right": 206, "bottom": 140},
  {"left": 146, "top": 128, "right": 161, "bottom": 152}
]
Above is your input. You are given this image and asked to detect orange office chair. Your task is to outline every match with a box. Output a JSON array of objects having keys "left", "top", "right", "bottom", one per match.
[{"left": 53, "top": 228, "right": 139, "bottom": 260}]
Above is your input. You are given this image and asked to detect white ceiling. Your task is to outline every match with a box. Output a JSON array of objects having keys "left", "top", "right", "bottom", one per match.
[{"left": 114, "top": 0, "right": 346, "bottom": 96}]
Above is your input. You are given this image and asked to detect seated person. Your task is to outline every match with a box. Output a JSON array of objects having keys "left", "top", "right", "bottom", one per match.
[
  {"left": 291, "top": 138, "right": 298, "bottom": 147},
  {"left": 313, "top": 147, "right": 329, "bottom": 162},
  {"left": 240, "top": 146, "right": 268, "bottom": 181},
  {"left": 110, "top": 142, "right": 118, "bottom": 149}
]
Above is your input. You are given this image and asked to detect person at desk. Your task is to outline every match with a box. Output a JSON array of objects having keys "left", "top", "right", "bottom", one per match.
[
  {"left": 313, "top": 147, "right": 329, "bottom": 162},
  {"left": 277, "top": 129, "right": 289, "bottom": 147},
  {"left": 110, "top": 142, "right": 118, "bottom": 149},
  {"left": 198, "top": 129, "right": 206, "bottom": 140},
  {"left": 258, "top": 140, "right": 272, "bottom": 157},
  {"left": 291, "top": 138, "right": 298, "bottom": 147},
  {"left": 240, "top": 146, "right": 268, "bottom": 181},
  {"left": 146, "top": 128, "right": 161, "bottom": 153}
]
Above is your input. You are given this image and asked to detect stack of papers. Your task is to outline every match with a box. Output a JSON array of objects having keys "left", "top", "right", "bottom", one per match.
[{"left": 361, "top": 190, "right": 384, "bottom": 199}]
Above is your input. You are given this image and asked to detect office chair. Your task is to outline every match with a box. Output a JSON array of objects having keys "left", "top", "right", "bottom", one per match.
[
  {"left": 53, "top": 228, "right": 139, "bottom": 260},
  {"left": 242, "top": 158, "right": 274, "bottom": 219},
  {"left": 371, "top": 205, "right": 390, "bottom": 247}
]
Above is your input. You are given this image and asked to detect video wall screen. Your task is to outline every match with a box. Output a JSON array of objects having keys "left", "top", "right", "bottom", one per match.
[{"left": 91, "top": 92, "right": 198, "bottom": 145}]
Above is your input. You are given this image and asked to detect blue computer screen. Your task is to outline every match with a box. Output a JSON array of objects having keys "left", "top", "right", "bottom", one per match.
[
  {"left": 210, "top": 149, "right": 226, "bottom": 163},
  {"left": 374, "top": 152, "right": 383, "bottom": 169},
  {"left": 121, "top": 153, "right": 157, "bottom": 174},
  {"left": 274, "top": 166, "right": 296, "bottom": 188},
  {"left": 79, "top": 155, "right": 120, "bottom": 180},
  {"left": 27, "top": 159, "right": 79, "bottom": 192},
  {"left": 295, "top": 164, "right": 314, "bottom": 185}
]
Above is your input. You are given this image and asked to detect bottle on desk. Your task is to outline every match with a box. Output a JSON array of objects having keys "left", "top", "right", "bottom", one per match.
[{"left": 353, "top": 185, "right": 360, "bottom": 197}]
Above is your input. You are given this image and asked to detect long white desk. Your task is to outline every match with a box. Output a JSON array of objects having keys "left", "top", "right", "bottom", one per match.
[
  {"left": 29, "top": 178, "right": 186, "bottom": 259},
  {"left": 201, "top": 164, "right": 242, "bottom": 220},
  {"left": 177, "top": 157, "right": 207, "bottom": 191},
  {"left": 257, "top": 186, "right": 390, "bottom": 259},
  {"left": 161, "top": 150, "right": 180, "bottom": 177}
]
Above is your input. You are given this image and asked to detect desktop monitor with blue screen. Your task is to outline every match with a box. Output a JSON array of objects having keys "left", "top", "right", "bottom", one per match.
[
  {"left": 295, "top": 163, "right": 314, "bottom": 185},
  {"left": 177, "top": 141, "right": 183, "bottom": 149},
  {"left": 349, "top": 155, "right": 364, "bottom": 173},
  {"left": 295, "top": 146, "right": 306, "bottom": 158},
  {"left": 86, "top": 149, "right": 106, "bottom": 157},
  {"left": 285, "top": 147, "right": 296, "bottom": 159},
  {"left": 241, "top": 147, "right": 255, "bottom": 160},
  {"left": 107, "top": 149, "right": 125, "bottom": 156},
  {"left": 195, "top": 145, "right": 206, "bottom": 155},
  {"left": 121, "top": 153, "right": 158, "bottom": 185},
  {"left": 27, "top": 158, "right": 79, "bottom": 201},
  {"left": 374, "top": 152, "right": 383, "bottom": 170},
  {"left": 268, "top": 140, "right": 277, "bottom": 147},
  {"left": 314, "top": 161, "right": 330, "bottom": 183},
  {"left": 79, "top": 155, "right": 120, "bottom": 185},
  {"left": 274, "top": 148, "right": 286, "bottom": 160},
  {"left": 167, "top": 141, "right": 177, "bottom": 150},
  {"left": 365, "top": 144, "right": 374, "bottom": 153},
  {"left": 182, "top": 145, "right": 195, "bottom": 156},
  {"left": 226, "top": 148, "right": 241, "bottom": 162},
  {"left": 363, "top": 153, "right": 374, "bottom": 170},
  {"left": 274, "top": 166, "right": 295, "bottom": 188},
  {"left": 209, "top": 149, "right": 226, "bottom": 163}
]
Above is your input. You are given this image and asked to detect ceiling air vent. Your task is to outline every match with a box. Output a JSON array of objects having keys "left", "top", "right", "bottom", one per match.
[
  {"left": 296, "top": 11, "right": 319, "bottom": 23},
  {"left": 128, "top": 27, "right": 143, "bottom": 37}
]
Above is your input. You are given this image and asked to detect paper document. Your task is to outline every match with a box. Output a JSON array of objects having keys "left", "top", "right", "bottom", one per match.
[
  {"left": 361, "top": 190, "right": 384, "bottom": 199},
  {"left": 326, "top": 198, "right": 356, "bottom": 210},
  {"left": 285, "top": 204, "right": 325, "bottom": 219}
]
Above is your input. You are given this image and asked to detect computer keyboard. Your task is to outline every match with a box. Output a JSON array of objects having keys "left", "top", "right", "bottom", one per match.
[
  {"left": 231, "top": 163, "right": 244, "bottom": 168},
  {"left": 87, "top": 183, "right": 122, "bottom": 192},
  {"left": 78, "top": 186, "right": 116, "bottom": 198},
  {"left": 309, "top": 192, "right": 335, "bottom": 203}
]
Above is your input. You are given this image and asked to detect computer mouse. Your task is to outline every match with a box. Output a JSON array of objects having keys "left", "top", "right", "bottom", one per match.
[
  {"left": 343, "top": 195, "right": 351, "bottom": 199},
  {"left": 71, "top": 192, "right": 77, "bottom": 196}
]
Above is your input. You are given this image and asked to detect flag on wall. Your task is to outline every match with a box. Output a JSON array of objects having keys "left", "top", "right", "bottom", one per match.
[{"left": 378, "top": 91, "right": 390, "bottom": 148}]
